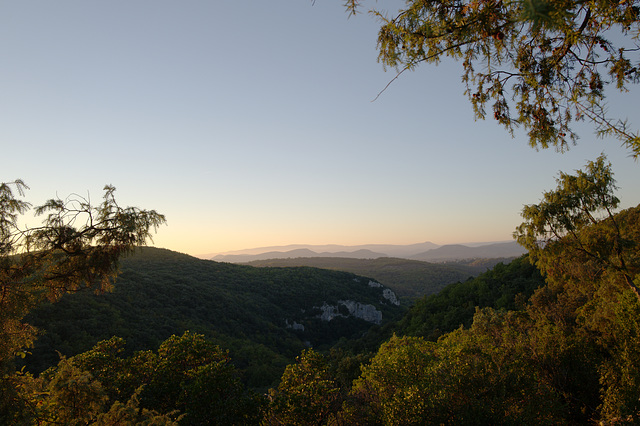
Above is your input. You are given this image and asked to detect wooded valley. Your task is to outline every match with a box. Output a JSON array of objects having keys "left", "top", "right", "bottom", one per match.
[{"left": 2, "top": 160, "right": 640, "bottom": 424}]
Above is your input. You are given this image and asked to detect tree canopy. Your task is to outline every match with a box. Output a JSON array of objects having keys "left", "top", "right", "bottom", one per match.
[
  {"left": 347, "top": 0, "right": 640, "bottom": 156},
  {"left": 514, "top": 155, "right": 640, "bottom": 300},
  {"left": 0, "top": 181, "right": 165, "bottom": 366},
  {"left": 2, "top": 161, "right": 639, "bottom": 423},
  {"left": 264, "top": 159, "right": 640, "bottom": 424}
]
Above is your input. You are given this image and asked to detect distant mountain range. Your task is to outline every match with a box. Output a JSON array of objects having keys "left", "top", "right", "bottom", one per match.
[
  {"left": 408, "top": 242, "right": 527, "bottom": 262},
  {"left": 204, "top": 241, "right": 526, "bottom": 263},
  {"left": 199, "top": 242, "right": 440, "bottom": 261},
  {"left": 209, "top": 248, "right": 388, "bottom": 263}
]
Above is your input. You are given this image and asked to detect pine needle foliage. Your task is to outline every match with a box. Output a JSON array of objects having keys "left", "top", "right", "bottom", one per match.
[
  {"left": 349, "top": 0, "right": 640, "bottom": 156},
  {"left": 0, "top": 181, "right": 165, "bottom": 367}
]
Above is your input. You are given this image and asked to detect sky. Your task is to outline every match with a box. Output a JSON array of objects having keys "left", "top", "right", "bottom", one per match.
[{"left": 2, "top": 0, "right": 639, "bottom": 257}]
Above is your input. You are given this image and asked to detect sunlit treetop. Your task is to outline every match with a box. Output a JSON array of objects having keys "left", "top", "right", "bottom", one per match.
[
  {"left": 513, "top": 155, "right": 640, "bottom": 300},
  {"left": 346, "top": 0, "right": 640, "bottom": 157}
]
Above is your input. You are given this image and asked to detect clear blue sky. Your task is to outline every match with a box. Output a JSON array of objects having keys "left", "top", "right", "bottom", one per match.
[{"left": 2, "top": 0, "right": 639, "bottom": 256}]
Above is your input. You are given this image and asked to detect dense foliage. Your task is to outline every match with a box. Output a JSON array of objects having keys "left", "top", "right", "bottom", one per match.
[
  {"left": 3, "top": 158, "right": 640, "bottom": 424},
  {"left": 394, "top": 254, "right": 544, "bottom": 340},
  {"left": 0, "top": 181, "right": 166, "bottom": 424},
  {"left": 336, "top": 201, "right": 640, "bottom": 423},
  {"left": 348, "top": 0, "right": 640, "bottom": 156},
  {"left": 7, "top": 332, "right": 260, "bottom": 425},
  {"left": 515, "top": 154, "right": 640, "bottom": 300},
  {"left": 325, "top": 254, "right": 544, "bottom": 356},
  {"left": 22, "top": 247, "right": 405, "bottom": 388},
  {"left": 0, "top": 182, "right": 165, "bottom": 367},
  {"left": 265, "top": 208, "right": 640, "bottom": 424},
  {"left": 2, "top": 0, "right": 638, "bottom": 421},
  {"left": 262, "top": 158, "right": 640, "bottom": 424}
]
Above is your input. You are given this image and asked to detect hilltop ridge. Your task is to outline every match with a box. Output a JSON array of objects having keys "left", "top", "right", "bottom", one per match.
[
  {"left": 198, "top": 241, "right": 440, "bottom": 260},
  {"left": 204, "top": 241, "right": 525, "bottom": 263}
]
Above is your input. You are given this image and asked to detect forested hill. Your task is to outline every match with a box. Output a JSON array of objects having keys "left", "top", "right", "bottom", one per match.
[
  {"left": 335, "top": 255, "right": 546, "bottom": 353},
  {"left": 244, "top": 256, "right": 510, "bottom": 301},
  {"left": 393, "top": 255, "right": 545, "bottom": 339},
  {"left": 23, "top": 247, "right": 405, "bottom": 388}
]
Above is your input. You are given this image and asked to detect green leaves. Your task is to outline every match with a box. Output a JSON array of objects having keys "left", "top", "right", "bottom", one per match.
[
  {"left": 257, "top": 162, "right": 640, "bottom": 423},
  {"left": 394, "top": 255, "right": 544, "bottom": 340},
  {"left": 362, "top": 0, "right": 640, "bottom": 156},
  {"left": 0, "top": 182, "right": 165, "bottom": 377},
  {"left": 514, "top": 155, "right": 640, "bottom": 300},
  {"left": 265, "top": 349, "right": 343, "bottom": 425},
  {"left": 346, "top": 326, "right": 566, "bottom": 424},
  {"left": 13, "top": 332, "right": 259, "bottom": 425},
  {"left": 515, "top": 154, "right": 619, "bottom": 253},
  {"left": 519, "top": 0, "right": 574, "bottom": 31}
]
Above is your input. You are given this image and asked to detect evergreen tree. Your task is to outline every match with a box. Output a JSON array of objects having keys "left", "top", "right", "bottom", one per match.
[
  {"left": 0, "top": 180, "right": 165, "bottom": 422},
  {"left": 347, "top": 0, "right": 640, "bottom": 156}
]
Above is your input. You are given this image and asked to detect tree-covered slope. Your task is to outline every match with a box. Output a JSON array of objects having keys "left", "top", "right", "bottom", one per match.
[
  {"left": 23, "top": 247, "right": 405, "bottom": 388},
  {"left": 334, "top": 255, "right": 546, "bottom": 354},
  {"left": 394, "top": 255, "right": 545, "bottom": 340},
  {"left": 267, "top": 201, "right": 640, "bottom": 424},
  {"left": 244, "top": 256, "right": 505, "bottom": 301}
]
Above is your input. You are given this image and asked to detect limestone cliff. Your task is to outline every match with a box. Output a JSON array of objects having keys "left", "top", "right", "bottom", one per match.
[{"left": 316, "top": 300, "right": 383, "bottom": 325}]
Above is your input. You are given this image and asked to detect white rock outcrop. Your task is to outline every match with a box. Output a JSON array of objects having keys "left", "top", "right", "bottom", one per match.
[
  {"left": 285, "top": 320, "right": 305, "bottom": 331},
  {"left": 383, "top": 288, "right": 400, "bottom": 305},
  {"left": 367, "top": 280, "right": 400, "bottom": 305},
  {"left": 316, "top": 300, "right": 382, "bottom": 325}
]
